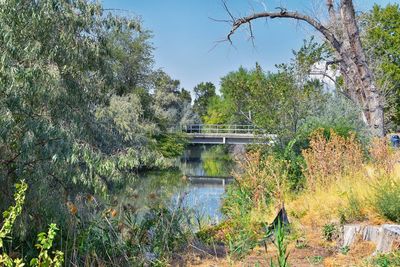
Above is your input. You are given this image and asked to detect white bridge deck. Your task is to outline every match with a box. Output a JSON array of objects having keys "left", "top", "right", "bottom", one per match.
[{"left": 182, "top": 124, "right": 275, "bottom": 145}]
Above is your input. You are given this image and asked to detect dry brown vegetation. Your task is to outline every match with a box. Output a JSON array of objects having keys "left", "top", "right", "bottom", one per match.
[
  {"left": 302, "top": 129, "right": 363, "bottom": 190},
  {"left": 193, "top": 131, "right": 400, "bottom": 266}
]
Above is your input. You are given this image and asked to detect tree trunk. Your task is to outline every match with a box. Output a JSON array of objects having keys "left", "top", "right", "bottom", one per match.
[
  {"left": 226, "top": 0, "right": 385, "bottom": 136},
  {"left": 339, "top": 0, "right": 385, "bottom": 136}
]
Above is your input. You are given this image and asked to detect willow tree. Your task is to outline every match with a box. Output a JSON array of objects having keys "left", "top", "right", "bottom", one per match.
[{"left": 225, "top": 0, "right": 384, "bottom": 136}]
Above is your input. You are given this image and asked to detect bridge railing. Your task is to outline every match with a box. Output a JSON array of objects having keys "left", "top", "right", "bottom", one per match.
[{"left": 182, "top": 124, "right": 267, "bottom": 135}]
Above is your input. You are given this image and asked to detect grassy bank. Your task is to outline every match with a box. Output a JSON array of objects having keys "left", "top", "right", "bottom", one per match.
[{"left": 197, "top": 129, "right": 400, "bottom": 266}]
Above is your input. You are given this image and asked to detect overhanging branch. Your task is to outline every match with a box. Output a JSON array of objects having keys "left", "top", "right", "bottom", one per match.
[{"left": 227, "top": 10, "right": 342, "bottom": 53}]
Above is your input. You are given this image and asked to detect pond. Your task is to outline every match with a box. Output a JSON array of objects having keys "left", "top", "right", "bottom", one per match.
[{"left": 115, "top": 145, "right": 237, "bottom": 225}]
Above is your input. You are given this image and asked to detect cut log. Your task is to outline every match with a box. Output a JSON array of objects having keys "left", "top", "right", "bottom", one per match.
[{"left": 343, "top": 224, "right": 400, "bottom": 254}]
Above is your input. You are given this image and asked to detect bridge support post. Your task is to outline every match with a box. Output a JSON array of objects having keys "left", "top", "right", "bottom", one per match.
[{"left": 223, "top": 137, "right": 226, "bottom": 144}]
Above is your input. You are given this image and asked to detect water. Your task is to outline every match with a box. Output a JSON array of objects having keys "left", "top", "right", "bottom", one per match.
[{"left": 133, "top": 145, "right": 235, "bottom": 224}]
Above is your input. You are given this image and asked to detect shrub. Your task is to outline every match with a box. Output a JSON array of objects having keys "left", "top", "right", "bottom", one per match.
[
  {"left": 71, "top": 193, "right": 193, "bottom": 266},
  {"left": 374, "top": 178, "right": 400, "bottom": 223},
  {"left": 338, "top": 192, "right": 366, "bottom": 223},
  {"left": 322, "top": 223, "right": 337, "bottom": 241},
  {"left": 0, "top": 181, "right": 63, "bottom": 267},
  {"left": 369, "top": 137, "right": 399, "bottom": 174},
  {"left": 302, "top": 129, "right": 363, "bottom": 190},
  {"left": 371, "top": 251, "right": 400, "bottom": 267},
  {"left": 221, "top": 152, "right": 289, "bottom": 259}
]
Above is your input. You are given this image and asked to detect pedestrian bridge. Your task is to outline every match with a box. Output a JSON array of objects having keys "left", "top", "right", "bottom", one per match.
[{"left": 181, "top": 124, "right": 275, "bottom": 145}]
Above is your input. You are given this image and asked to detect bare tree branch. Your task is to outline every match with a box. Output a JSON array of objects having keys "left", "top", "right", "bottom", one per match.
[
  {"left": 226, "top": 9, "right": 342, "bottom": 52},
  {"left": 222, "top": 0, "right": 236, "bottom": 21}
]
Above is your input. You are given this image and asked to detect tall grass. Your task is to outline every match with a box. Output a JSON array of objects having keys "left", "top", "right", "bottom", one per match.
[
  {"left": 289, "top": 132, "right": 400, "bottom": 226},
  {"left": 63, "top": 194, "right": 194, "bottom": 266},
  {"left": 302, "top": 129, "right": 363, "bottom": 190},
  {"left": 221, "top": 152, "right": 289, "bottom": 259}
]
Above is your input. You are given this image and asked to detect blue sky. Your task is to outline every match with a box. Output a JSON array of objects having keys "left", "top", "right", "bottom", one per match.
[{"left": 102, "top": 0, "right": 395, "bottom": 93}]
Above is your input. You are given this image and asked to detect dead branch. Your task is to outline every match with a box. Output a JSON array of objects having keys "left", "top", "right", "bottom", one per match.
[{"left": 226, "top": 9, "right": 341, "bottom": 52}]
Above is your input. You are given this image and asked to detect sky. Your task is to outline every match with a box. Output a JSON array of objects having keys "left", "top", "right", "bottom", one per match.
[{"left": 101, "top": 0, "right": 396, "bottom": 93}]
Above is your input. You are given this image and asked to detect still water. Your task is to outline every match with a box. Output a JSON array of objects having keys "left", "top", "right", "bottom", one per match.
[{"left": 134, "top": 145, "right": 236, "bottom": 224}]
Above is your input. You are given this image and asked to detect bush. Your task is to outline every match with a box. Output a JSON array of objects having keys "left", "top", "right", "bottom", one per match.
[
  {"left": 302, "top": 129, "right": 363, "bottom": 190},
  {"left": 157, "top": 133, "right": 188, "bottom": 158},
  {"left": 221, "top": 152, "right": 288, "bottom": 259},
  {"left": 338, "top": 191, "right": 366, "bottom": 223},
  {"left": 371, "top": 251, "right": 400, "bottom": 267},
  {"left": 70, "top": 194, "right": 193, "bottom": 266},
  {"left": 369, "top": 137, "right": 399, "bottom": 174},
  {"left": 374, "top": 178, "right": 400, "bottom": 223},
  {"left": 322, "top": 223, "right": 337, "bottom": 241},
  {"left": 0, "top": 181, "right": 63, "bottom": 267}
]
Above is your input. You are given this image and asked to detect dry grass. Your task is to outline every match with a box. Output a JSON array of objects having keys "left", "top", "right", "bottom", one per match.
[
  {"left": 191, "top": 132, "right": 400, "bottom": 267},
  {"left": 289, "top": 132, "right": 400, "bottom": 227},
  {"left": 302, "top": 129, "right": 363, "bottom": 190},
  {"left": 369, "top": 137, "right": 400, "bottom": 174},
  {"left": 324, "top": 240, "right": 376, "bottom": 267},
  {"left": 286, "top": 170, "right": 386, "bottom": 227}
]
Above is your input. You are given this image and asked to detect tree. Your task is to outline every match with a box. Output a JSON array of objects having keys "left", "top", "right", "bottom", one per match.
[
  {"left": 360, "top": 4, "right": 400, "bottom": 130},
  {"left": 193, "top": 82, "right": 216, "bottom": 119},
  {"left": 225, "top": 0, "right": 385, "bottom": 136},
  {"left": 180, "top": 88, "right": 192, "bottom": 104},
  {"left": 0, "top": 0, "right": 177, "bottom": 240},
  {"left": 216, "top": 61, "right": 327, "bottom": 144},
  {"left": 203, "top": 95, "right": 232, "bottom": 125},
  {"left": 152, "top": 70, "right": 197, "bottom": 128}
]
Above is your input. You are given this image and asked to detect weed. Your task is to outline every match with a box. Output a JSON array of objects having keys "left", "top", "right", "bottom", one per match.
[
  {"left": 308, "top": 255, "right": 323, "bottom": 265},
  {"left": 222, "top": 152, "right": 289, "bottom": 259},
  {"left": 340, "top": 245, "right": 350, "bottom": 255},
  {"left": 0, "top": 181, "right": 63, "bottom": 267},
  {"left": 322, "top": 223, "right": 337, "bottom": 241},
  {"left": 369, "top": 137, "right": 398, "bottom": 174},
  {"left": 295, "top": 237, "right": 308, "bottom": 249},
  {"left": 371, "top": 251, "right": 400, "bottom": 267},
  {"left": 374, "top": 178, "right": 400, "bottom": 222},
  {"left": 269, "top": 220, "right": 290, "bottom": 267},
  {"left": 338, "top": 191, "right": 366, "bottom": 223},
  {"left": 302, "top": 129, "right": 363, "bottom": 190}
]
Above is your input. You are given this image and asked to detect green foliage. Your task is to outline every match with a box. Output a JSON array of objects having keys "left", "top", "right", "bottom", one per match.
[
  {"left": 223, "top": 180, "right": 262, "bottom": 259},
  {"left": 322, "top": 223, "right": 337, "bottom": 242},
  {"left": 0, "top": 0, "right": 196, "bottom": 263},
  {"left": 272, "top": 140, "right": 306, "bottom": 191},
  {"left": 340, "top": 245, "right": 350, "bottom": 255},
  {"left": 222, "top": 153, "right": 288, "bottom": 259},
  {"left": 205, "top": 39, "right": 330, "bottom": 145},
  {"left": 152, "top": 70, "right": 197, "bottom": 129},
  {"left": 0, "top": 181, "right": 63, "bottom": 267},
  {"left": 156, "top": 133, "right": 188, "bottom": 158},
  {"left": 0, "top": 181, "right": 27, "bottom": 249},
  {"left": 73, "top": 198, "right": 192, "bottom": 266},
  {"left": 202, "top": 95, "right": 232, "bottom": 124},
  {"left": 270, "top": 220, "right": 289, "bottom": 267},
  {"left": 225, "top": 224, "right": 259, "bottom": 260},
  {"left": 30, "top": 224, "right": 64, "bottom": 267},
  {"left": 193, "top": 82, "right": 216, "bottom": 119},
  {"left": 308, "top": 255, "right": 323, "bottom": 265},
  {"left": 374, "top": 178, "right": 400, "bottom": 222},
  {"left": 371, "top": 251, "right": 400, "bottom": 267},
  {"left": 338, "top": 192, "right": 365, "bottom": 223},
  {"left": 361, "top": 4, "right": 400, "bottom": 129}
]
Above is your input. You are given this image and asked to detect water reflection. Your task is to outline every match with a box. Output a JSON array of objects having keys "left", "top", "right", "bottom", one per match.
[{"left": 131, "top": 145, "right": 235, "bottom": 223}]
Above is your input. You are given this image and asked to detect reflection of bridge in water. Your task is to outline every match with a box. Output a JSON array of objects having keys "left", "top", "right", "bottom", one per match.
[
  {"left": 187, "top": 175, "right": 234, "bottom": 186},
  {"left": 182, "top": 124, "right": 275, "bottom": 145}
]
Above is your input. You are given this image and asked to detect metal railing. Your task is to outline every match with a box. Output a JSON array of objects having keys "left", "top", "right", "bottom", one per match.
[{"left": 182, "top": 124, "right": 266, "bottom": 135}]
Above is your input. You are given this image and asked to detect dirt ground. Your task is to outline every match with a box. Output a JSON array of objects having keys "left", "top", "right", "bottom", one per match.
[{"left": 172, "top": 226, "right": 377, "bottom": 267}]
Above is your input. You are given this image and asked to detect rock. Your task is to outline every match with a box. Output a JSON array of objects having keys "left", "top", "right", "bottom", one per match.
[{"left": 342, "top": 224, "right": 400, "bottom": 254}]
